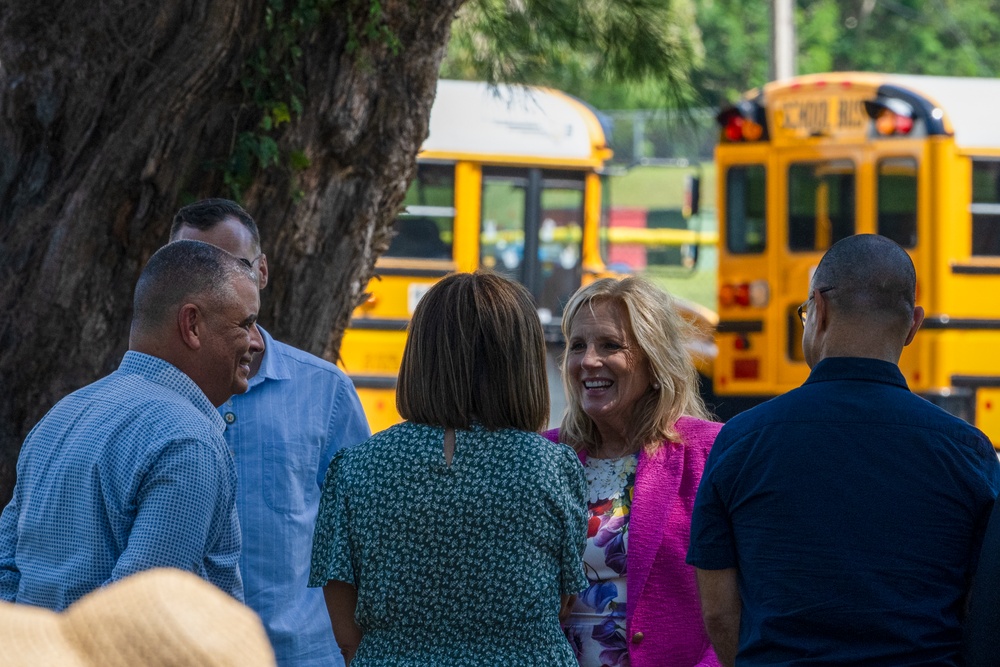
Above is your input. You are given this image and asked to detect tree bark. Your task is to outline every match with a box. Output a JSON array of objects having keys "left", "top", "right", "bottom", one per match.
[{"left": 0, "top": 0, "right": 464, "bottom": 502}]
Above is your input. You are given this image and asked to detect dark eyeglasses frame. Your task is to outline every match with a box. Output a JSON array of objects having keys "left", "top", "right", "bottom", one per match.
[
  {"left": 239, "top": 254, "right": 263, "bottom": 270},
  {"left": 797, "top": 286, "right": 835, "bottom": 327}
]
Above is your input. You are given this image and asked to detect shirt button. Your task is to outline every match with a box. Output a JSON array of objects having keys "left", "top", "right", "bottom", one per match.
[
  {"left": 631, "top": 632, "right": 645, "bottom": 645},
  {"left": 224, "top": 412, "right": 236, "bottom": 424}
]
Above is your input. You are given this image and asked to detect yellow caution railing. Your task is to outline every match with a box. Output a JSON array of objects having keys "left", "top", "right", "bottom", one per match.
[{"left": 478, "top": 226, "right": 720, "bottom": 247}]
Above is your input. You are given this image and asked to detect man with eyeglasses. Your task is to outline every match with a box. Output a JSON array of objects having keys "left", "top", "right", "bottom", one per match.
[
  {"left": 171, "top": 199, "right": 369, "bottom": 667},
  {"left": 688, "top": 234, "right": 1000, "bottom": 666}
]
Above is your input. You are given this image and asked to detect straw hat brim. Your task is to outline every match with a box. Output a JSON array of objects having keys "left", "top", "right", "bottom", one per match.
[{"left": 0, "top": 569, "right": 275, "bottom": 667}]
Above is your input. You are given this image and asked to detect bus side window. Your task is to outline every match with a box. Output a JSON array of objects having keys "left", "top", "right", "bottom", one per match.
[
  {"left": 972, "top": 160, "right": 1000, "bottom": 256},
  {"left": 385, "top": 217, "right": 451, "bottom": 259},
  {"left": 877, "top": 158, "right": 918, "bottom": 249},
  {"left": 385, "top": 163, "right": 456, "bottom": 260},
  {"left": 726, "top": 165, "right": 766, "bottom": 254}
]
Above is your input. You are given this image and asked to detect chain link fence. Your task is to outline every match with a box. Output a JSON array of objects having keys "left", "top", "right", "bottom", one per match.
[{"left": 602, "top": 108, "right": 718, "bottom": 166}]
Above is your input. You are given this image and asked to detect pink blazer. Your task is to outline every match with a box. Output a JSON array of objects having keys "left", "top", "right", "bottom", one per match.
[{"left": 546, "top": 416, "right": 722, "bottom": 667}]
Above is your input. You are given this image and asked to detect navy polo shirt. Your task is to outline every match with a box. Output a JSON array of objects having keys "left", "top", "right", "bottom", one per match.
[{"left": 688, "top": 357, "right": 1000, "bottom": 666}]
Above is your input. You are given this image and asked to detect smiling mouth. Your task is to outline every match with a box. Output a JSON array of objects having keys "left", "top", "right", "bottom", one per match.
[{"left": 584, "top": 379, "right": 612, "bottom": 389}]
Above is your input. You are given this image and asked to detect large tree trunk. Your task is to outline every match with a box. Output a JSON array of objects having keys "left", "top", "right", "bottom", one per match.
[{"left": 0, "top": 0, "right": 464, "bottom": 503}]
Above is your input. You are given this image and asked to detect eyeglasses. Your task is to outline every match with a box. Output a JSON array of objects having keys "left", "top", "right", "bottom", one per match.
[
  {"left": 797, "top": 286, "right": 835, "bottom": 326},
  {"left": 239, "top": 254, "right": 263, "bottom": 270}
]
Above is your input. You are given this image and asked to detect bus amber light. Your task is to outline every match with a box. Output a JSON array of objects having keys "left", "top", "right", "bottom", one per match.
[
  {"left": 875, "top": 111, "right": 897, "bottom": 136},
  {"left": 742, "top": 120, "right": 764, "bottom": 141},
  {"left": 719, "top": 284, "right": 736, "bottom": 307}
]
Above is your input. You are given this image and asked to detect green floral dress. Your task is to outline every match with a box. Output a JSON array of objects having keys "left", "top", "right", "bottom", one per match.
[{"left": 309, "top": 421, "right": 589, "bottom": 666}]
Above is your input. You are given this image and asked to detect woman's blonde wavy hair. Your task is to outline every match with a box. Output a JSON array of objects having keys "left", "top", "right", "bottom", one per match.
[{"left": 559, "top": 277, "right": 710, "bottom": 454}]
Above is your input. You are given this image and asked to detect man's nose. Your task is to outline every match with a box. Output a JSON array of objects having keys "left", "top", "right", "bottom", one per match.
[{"left": 249, "top": 324, "right": 264, "bottom": 353}]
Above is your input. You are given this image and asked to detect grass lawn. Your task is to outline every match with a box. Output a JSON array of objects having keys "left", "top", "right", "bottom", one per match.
[{"left": 609, "top": 163, "right": 717, "bottom": 212}]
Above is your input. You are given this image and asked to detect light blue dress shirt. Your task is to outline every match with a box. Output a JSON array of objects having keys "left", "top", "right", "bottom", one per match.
[
  {"left": 222, "top": 326, "right": 369, "bottom": 667},
  {"left": 0, "top": 352, "right": 242, "bottom": 610}
]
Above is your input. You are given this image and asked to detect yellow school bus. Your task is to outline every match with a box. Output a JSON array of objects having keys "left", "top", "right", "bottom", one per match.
[
  {"left": 713, "top": 72, "right": 1000, "bottom": 444},
  {"left": 339, "top": 79, "right": 617, "bottom": 433}
]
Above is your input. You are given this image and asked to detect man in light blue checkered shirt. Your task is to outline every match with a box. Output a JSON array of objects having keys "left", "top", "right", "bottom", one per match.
[
  {"left": 0, "top": 240, "right": 264, "bottom": 610},
  {"left": 171, "top": 200, "right": 370, "bottom": 667}
]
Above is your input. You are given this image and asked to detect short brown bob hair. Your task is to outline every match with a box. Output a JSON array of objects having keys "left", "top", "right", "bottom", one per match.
[{"left": 396, "top": 271, "right": 549, "bottom": 432}]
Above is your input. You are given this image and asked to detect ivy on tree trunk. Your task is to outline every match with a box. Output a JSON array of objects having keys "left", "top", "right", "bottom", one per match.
[{"left": 0, "top": 0, "right": 465, "bottom": 502}]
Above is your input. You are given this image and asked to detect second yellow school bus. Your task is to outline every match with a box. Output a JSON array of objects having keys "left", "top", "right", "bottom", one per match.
[{"left": 712, "top": 72, "right": 1000, "bottom": 444}]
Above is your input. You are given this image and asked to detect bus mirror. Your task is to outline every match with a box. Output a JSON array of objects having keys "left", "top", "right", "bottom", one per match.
[
  {"left": 685, "top": 175, "right": 701, "bottom": 218},
  {"left": 683, "top": 242, "right": 699, "bottom": 271}
]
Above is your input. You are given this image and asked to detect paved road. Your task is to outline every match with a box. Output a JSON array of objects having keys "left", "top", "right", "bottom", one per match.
[{"left": 547, "top": 343, "right": 567, "bottom": 430}]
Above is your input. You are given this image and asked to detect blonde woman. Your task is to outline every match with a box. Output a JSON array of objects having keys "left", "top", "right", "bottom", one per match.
[{"left": 546, "top": 277, "right": 721, "bottom": 667}]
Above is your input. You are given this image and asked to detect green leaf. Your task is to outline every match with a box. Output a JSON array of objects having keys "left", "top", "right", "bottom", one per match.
[
  {"left": 289, "top": 149, "right": 311, "bottom": 170},
  {"left": 256, "top": 136, "right": 280, "bottom": 168},
  {"left": 272, "top": 102, "right": 291, "bottom": 125}
]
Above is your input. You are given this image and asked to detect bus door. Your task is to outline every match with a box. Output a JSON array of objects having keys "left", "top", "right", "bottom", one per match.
[
  {"left": 776, "top": 150, "right": 863, "bottom": 386},
  {"left": 480, "top": 167, "right": 585, "bottom": 339}
]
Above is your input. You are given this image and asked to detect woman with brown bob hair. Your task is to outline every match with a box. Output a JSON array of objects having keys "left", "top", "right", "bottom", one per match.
[
  {"left": 544, "top": 277, "right": 722, "bottom": 667},
  {"left": 310, "top": 271, "right": 588, "bottom": 666}
]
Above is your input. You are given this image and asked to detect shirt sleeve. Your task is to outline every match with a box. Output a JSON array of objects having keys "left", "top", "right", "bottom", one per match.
[
  {"left": 687, "top": 432, "right": 739, "bottom": 571},
  {"left": 962, "top": 434, "right": 1000, "bottom": 573},
  {"left": 551, "top": 444, "right": 589, "bottom": 595},
  {"left": 309, "top": 449, "right": 355, "bottom": 588},
  {"left": 318, "top": 375, "right": 371, "bottom": 490},
  {"left": 964, "top": 495, "right": 1000, "bottom": 667},
  {"left": 109, "top": 437, "right": 243, "bottom": 600},
  {"left": 0, "top": 492, "right": 20, "bottom": 601}
]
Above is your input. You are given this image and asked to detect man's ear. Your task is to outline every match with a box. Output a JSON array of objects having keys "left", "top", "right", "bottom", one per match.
[
  {"left": 813, "top": 287, "right": 831, "bottom": 332},
  {"left": 903, "top": 305, "right": 925, "bottom": 347},
  {"left": 257, "top": 254, "right": 269, "bottom": 290},
  {"left": 178, "top": 303, "right": 203, "bottom": 351}
]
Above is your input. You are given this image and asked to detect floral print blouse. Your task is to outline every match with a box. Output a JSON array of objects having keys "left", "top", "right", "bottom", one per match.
[
  {"left": 564, "top": 453, "right": 639, "bottom": 667},
  {"left": 308, "top": 421, "right": 589, "bottom": 666}
]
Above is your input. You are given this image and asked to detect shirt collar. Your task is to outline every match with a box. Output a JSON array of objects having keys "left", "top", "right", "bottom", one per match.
[
  {"left": 804, "top": 357, "right": 909, "bottom": 390},
  {"left": 118, "top": 351, "right": 227, "bottom": 432},
  {"left": 249, "top": 325, "right": 291, "bottom": 386}
]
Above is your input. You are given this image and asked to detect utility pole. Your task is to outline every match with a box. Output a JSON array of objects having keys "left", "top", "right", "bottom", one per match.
[{"left": 771, "top": 0, "right": 796, "bottom": 81}]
